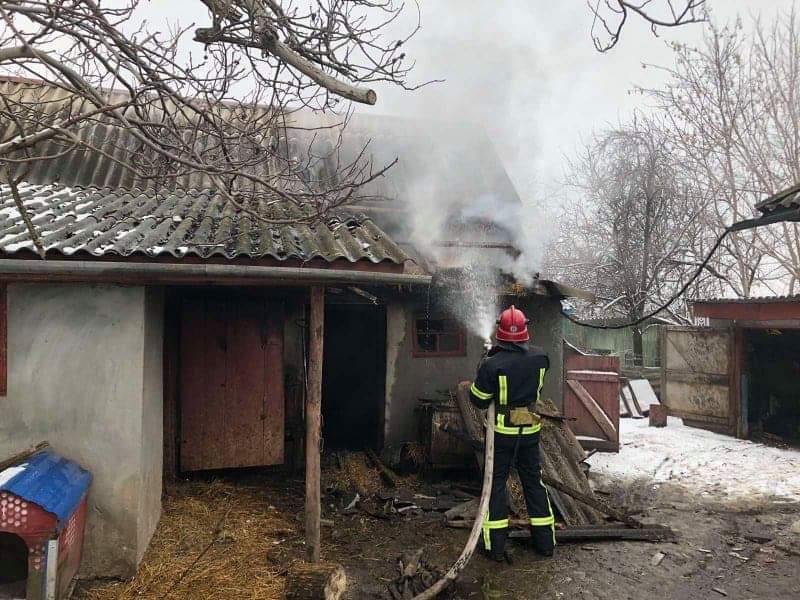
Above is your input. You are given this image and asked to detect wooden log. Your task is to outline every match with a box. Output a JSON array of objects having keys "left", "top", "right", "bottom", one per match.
[
  {"left": 0, "top": 441, "right": 49, "bottom": 471},
  {"left": 508, "top": 524, "right": 675, "bottom": 543},
  {"left": 305, "top": 286, "right": 324, "bottom": 563},
  {"left": 541, "top": 475, "right": 642, "bottom": 528},
  {"left": 364, "top": 448, "right": 399, "bottom": 488},
  {"left": 284, "top": 562, "right": 346, "bottom": 600}
]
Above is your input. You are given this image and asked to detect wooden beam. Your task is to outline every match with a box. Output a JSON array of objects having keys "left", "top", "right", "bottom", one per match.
[
  {"left": 0, "top": 284, "right": 6, "bottom": 396},
  {"left": 693, "top": 300, "right": 800, "bottom": 321},
  {"left": 0, "top": 441, "right": 49, "bottom": 471},
  {"left": 305, "top": 285, "right": 325, "bottom": 563}
]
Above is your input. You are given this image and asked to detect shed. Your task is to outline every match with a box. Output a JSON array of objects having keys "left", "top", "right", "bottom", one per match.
[
  {"left": 0, "top": 450, "right": 91, "bottom": 600},
  {"left": 681, "top": 296, "right": 800, "bottom": 444}
]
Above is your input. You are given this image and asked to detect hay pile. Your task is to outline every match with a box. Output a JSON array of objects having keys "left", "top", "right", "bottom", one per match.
[
  {"left": 325, "top": 452, "right": 385, "bottom": 496},
  {"left": 80, "top": 481, "right": 297, "bottom": 600}
]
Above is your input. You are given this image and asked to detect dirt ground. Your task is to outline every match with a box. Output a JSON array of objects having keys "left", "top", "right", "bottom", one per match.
[{"left": 75, "top": 461, "right": 800, "bottom": 600}]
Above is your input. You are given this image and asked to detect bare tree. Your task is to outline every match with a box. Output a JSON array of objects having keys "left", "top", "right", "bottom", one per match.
[
  {"left": 650, "top": 10, "right": 800, "bottom": 295},
  {"left": 589, "top": 0, "right": 708, "bottom": 52},
  {"left": 546, "top": 118, "right": 707, "bottom": 362},
  {"left": 0, "top": 0, "right": 420, "bottom": 254}
]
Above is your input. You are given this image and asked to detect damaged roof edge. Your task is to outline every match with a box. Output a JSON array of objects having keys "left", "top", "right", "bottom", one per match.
[
  {"left": 0, "top": 258, "right": 433, "bottom": 287},
  {"left": 538, "top": 279, "right": 596, "bottom": 302}
]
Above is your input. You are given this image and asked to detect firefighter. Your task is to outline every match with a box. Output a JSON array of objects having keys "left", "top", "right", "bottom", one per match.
[{"left": 469, "top": 305, "right": 555, "bottom": 562}]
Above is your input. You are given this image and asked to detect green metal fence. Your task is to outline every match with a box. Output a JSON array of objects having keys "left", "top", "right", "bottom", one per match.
[{"left": 562, "top": 320, "right": 661, "bottom": 367}]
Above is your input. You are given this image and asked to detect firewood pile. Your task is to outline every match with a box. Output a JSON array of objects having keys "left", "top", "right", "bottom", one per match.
[{"left": 383, "top": 549, "right": 452, "bottom": 600}]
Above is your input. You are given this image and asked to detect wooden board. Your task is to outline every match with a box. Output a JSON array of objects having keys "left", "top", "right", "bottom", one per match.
[
  {"left": 180, "top": 295, "right": 284, "bottom": 471},
  {"left": 660, "top": 326, "right": 734, "bottom": 435},
  {"left": 563, "top": 342, "right": 620, "bottom": 452},
  {"left": 622, "top": 384, "right": 643, "bottom": 419},
  {"left": 629, "top": 379, "right": 659, "bottom": 416}
]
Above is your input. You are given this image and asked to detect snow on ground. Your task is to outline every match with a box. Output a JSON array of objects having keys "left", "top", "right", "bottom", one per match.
[{"left": 587, "top": 417, "right": 800, "bottom": 503}]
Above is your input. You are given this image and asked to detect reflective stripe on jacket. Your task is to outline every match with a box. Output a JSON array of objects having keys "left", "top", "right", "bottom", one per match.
[{"left": 469, "top": 342, "right": 549, "bottom": 435}]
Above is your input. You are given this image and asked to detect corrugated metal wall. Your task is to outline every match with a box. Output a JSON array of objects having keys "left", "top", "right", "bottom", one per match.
[{"left": 562, "top": 321, "right": 661, "bottom": 367}]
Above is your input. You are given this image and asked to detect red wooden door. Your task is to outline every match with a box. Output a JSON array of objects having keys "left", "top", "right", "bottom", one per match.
[
  {"left": 563, "top": 341, "right": 620, "bottom": 452},
  {"left": 179, "top": 295, "right": 284, "bottom": 471}
]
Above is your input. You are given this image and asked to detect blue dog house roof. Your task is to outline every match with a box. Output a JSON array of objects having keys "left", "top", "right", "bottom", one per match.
[{"left": 0, "top": 450, "right": 92, "bottom": 527}]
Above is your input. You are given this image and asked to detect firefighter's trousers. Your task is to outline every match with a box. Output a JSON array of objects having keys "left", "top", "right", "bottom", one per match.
[{"left": 482, "top": 431, "right": 556, "bottom": 555}]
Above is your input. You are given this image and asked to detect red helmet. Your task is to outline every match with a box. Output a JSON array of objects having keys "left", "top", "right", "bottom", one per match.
[{"left": 496, "top": 305, "right": 530, "bottom": 342}]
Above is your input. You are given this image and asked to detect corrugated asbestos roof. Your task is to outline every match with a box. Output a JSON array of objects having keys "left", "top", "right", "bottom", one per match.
[
  {"left": 0, "top": 449, "right": 92, "bottom": 528},
  {"left": 693, "top": 294, "right": 800, "bottom": 305},
  {"left": 0, "top": 182, "right": 409, "bottom": 263}
]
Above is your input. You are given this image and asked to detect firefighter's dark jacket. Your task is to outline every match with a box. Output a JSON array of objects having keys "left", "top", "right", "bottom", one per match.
[{"left": 469, "top": 342, "right": 549, "bottom": 434}]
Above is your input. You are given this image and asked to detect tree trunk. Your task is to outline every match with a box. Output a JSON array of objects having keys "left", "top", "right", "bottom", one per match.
[
  {"left": 284, "top": 562, "right": 346, "bottom": 600},
  {"left": 632, "top": 326, "right": 644, "bottom": 366}
]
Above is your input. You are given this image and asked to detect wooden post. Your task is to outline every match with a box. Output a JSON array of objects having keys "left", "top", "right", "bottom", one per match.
[{"left": 305, "top": 285, "right": 324, "bottom": 563}]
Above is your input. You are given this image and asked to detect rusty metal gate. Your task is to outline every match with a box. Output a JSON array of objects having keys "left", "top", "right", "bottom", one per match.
[
  {"left": 660, "top": 326, "right": 735, "bottom": 435},
  {"left": 563, "top": 342, "right": 620, "bottom": 452}
]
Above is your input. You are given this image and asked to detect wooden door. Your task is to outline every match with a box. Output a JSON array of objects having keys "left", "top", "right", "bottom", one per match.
[
  {"left": 179, "top": 295, "right": 284, "bottom": 471},
  {"left": 660, "top": 326, "right": 734, "bottom": 435},
  {"left": 563, "top": 341, "right": 620, "bottom": 452}
]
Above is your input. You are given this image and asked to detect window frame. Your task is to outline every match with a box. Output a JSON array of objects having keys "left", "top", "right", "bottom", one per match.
[{"left": 411, "top": 313, "right": 467, "bottom": 358}]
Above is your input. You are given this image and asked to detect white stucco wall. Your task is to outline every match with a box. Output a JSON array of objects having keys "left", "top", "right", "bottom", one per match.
[{"left": 0, "top": 283, "right": 163, "bottom": 578}]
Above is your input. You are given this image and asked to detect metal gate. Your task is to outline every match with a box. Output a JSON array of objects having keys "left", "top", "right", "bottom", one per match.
[
  {"left": 660, "top": 326, "right": 734, "bottom": 435},
  {"left": 563, "top": 341, "right": 620, "bottom": 452}
]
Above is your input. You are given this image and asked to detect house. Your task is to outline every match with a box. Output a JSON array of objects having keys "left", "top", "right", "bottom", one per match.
[{"left": 0, "top": 78, "right": 583, "bottom": 578}]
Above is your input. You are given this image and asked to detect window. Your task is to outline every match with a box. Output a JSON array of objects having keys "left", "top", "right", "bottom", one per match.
[{"left": 413, "top": 315, "right": 467, "bottom": 357}]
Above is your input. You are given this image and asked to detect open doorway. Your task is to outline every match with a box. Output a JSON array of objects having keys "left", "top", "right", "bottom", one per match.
[
  {"left": 746, "top": 329, "right": 800, "bottom": 444},
  {"left": 0, "top": 532, "right": 27, "bottom": 599},
  {"left": 322, "top": 303, "right": 387, "bottom": 450}
]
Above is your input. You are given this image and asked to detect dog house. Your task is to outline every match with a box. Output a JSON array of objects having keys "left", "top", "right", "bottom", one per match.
[{"left": 0, "top": 450, "right": 91, "bottom": 600}]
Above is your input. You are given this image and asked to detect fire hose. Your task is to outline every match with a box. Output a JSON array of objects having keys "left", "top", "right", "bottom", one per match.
[{"left": 411, "top": 402, "right": 495, "bottom": 600}]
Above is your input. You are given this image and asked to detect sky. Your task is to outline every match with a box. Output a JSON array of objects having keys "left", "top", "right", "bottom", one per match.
[
  {"left": 140, "top": 0, "right": 796, "bottom": 203},
  {"left": 366, "top": 0, "right": 797, "bottom": 199}
]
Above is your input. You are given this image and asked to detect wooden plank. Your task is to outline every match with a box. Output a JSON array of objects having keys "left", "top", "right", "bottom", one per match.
[
  {"left": 664, "top": 328, "right": 730, "bottom": 375},
  {"left": 629, "top": 379, "right": 658, "bottom": 417},
  {"left": 306, "top": 286, "right": 324, "bottom": 563},
  {"left": 619, "top": 392, "right": 631, "bottom": 418},
  {"left": 542, "top": 475, "right": 641, "bottom": 528},
  {"left": 622, "top": 385, "right": 643, "bottom": 418},
  {"left": 263, "top": 301, "right": 285, "bottom": 466},
  {"left": 0, "top": 441, "right": 49, "bottom": 471},
  {"left": 0, "top": 284, "right": 6, "bottom": 396},
  {"left": 663, "top": 370, "right": 729, "bottom": 386},
  {"left": 203, "top": 298, "right": 230, "bottom": 469},
  {"left": 509, "top": 525, "right": 676, "bottom": 543},
  {"left": 566, "top": 379, "right": 617, "bottom": 442},
  {"left": 162, "top": 291, "right": 180, "bottom": 480},
  {"left": 179, "top": 297, "right": 210, "bottom": 472},
  {"left": 566, "top": 370, "right": 618, "bottom": 382},
  {"left": 226, "top": 297, "right": 268, "bottom": 468}
]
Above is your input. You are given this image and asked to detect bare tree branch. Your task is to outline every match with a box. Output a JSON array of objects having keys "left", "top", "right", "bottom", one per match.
[{"left": 589, "top": 0, "right": 708, "bottom": 52}]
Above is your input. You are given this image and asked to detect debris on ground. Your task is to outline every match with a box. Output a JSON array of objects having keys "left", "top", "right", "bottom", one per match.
[{"left": 383, "top": 548, "right": 450, "bottom": 600}]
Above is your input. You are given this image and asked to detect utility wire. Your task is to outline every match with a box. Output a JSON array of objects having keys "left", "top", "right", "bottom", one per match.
[{"left": 561, "top": 217, "right": 761, "bottom": 330}]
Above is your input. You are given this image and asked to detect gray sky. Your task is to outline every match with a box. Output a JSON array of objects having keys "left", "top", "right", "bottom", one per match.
[
  {"left": 144, "top": 0, "right": 795, "bottom": 202},
  {"left": 366, "top": 0, "right": 796, "bottom": 200}
]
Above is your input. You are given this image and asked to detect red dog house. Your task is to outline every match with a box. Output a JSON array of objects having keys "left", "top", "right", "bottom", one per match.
[{"left": 0, "top": 450, "right": 91, "bottom": 600}]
